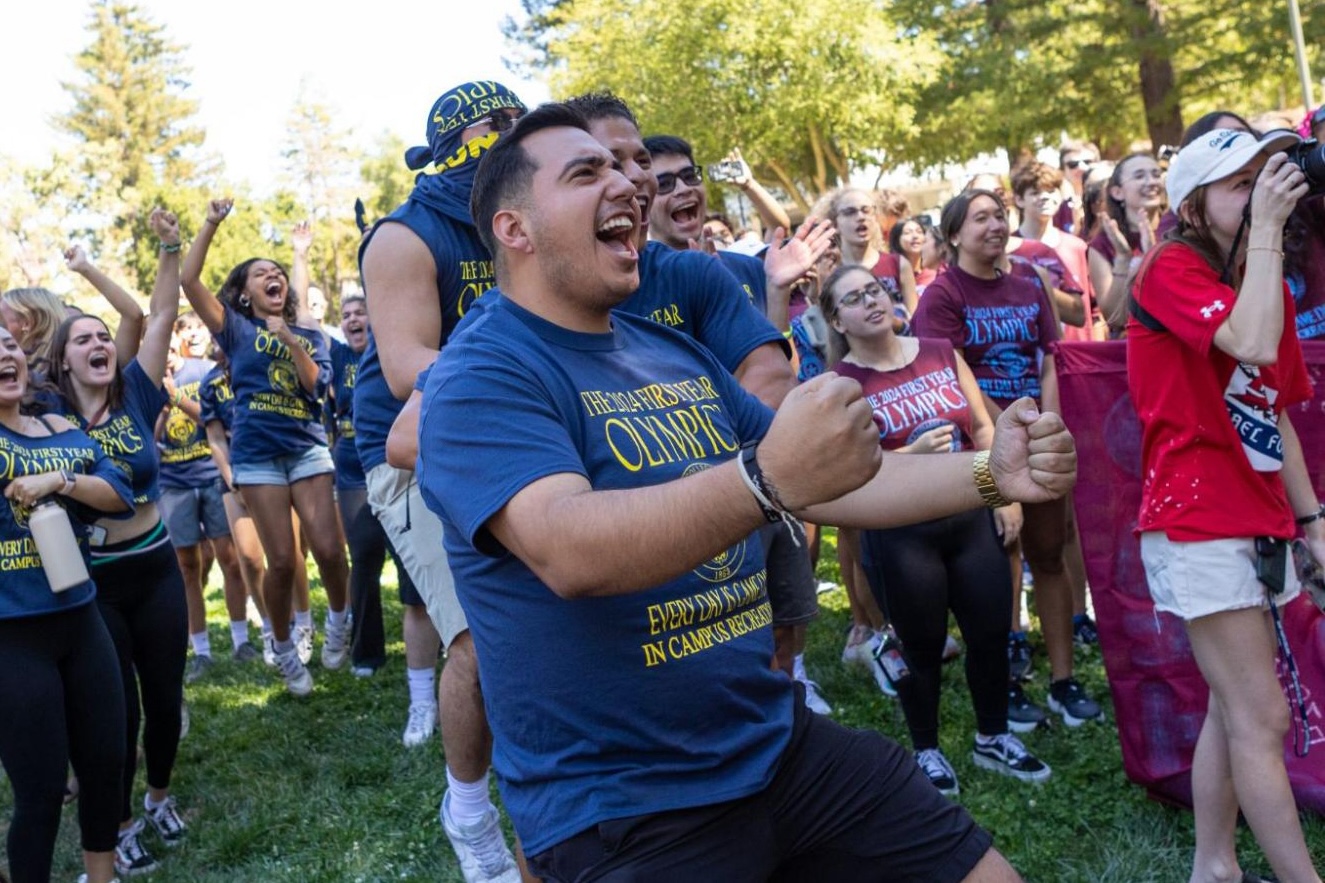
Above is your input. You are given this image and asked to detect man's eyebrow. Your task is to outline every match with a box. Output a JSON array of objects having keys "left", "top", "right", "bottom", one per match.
[{"left": 559, "top": 153, "right": 608, "bottom": 178}]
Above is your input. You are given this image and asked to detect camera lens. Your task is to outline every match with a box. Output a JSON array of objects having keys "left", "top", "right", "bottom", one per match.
[{"left": 1287, "top": 139, "right": 1325, "bottom": 195}]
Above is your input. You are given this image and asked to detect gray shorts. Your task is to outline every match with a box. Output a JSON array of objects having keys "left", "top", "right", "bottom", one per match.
[
  {"left": 365, "top": 463, "right": 467, "bottom": 648},
  {"left": 160, "top": 480, "right": 231, "bottom": 548},
  {"left": 761, "top": 520, "right": 819, "bottom": 628}
]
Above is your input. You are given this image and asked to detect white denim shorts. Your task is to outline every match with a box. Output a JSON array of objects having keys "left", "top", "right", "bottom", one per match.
[{"left": 1140, "top": 532, "right": 1300, "bottom": 621}]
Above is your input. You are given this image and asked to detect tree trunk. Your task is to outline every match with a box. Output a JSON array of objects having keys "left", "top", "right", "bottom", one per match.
[
  {"left": 1130, "top": 0, "right": 1183, "bottom": 149},
  {"left": 763, "top": 160, "right": 811, "bottom": 214}
]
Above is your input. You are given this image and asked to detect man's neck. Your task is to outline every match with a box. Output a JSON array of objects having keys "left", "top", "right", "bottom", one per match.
[
  {"left": 1018, "top": 212, "right": 1052, "bottom": 242},
  {"left": 503, "top": 269, "right": 614, "bottom": 334}
]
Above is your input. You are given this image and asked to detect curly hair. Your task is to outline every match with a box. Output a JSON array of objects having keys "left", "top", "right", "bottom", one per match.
[{"left": 217, "top": 258, "right": 299, "bottom": 324}]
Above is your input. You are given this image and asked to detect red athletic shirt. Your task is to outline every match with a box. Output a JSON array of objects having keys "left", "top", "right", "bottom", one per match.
[
  {"left": 1127, "top": 243, "right": 1313, "bottom": 541},
  {"left": 834, "top": 339, "right": 974, "bottom": 452}
]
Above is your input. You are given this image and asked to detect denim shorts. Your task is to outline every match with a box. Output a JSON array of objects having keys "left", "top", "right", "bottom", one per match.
[
  {"left": 231, "top": 445, "right": 335, "bottom": 488},
  {"left": 159, "top": 480, "right": 230, "bottom": 547},
  {"left": 1141, "top": 532, "right": 1301, "bottom": 621}
]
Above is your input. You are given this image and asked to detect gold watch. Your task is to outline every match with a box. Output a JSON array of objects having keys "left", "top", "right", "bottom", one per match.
[{"left": 972, "top": 451, "right": 1011, "bottom": 508}]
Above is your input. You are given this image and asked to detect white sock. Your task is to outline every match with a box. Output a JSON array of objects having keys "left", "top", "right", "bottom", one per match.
[
  {"left": 446, "top": 768, "right": 491, "bottom": 827},
  {"left": 294, "top": 609, "right": 313, "bottom": 630},
  {"left": 326, "top": 607, "right": 348, "bottom": 629},
  {"left": 230, "top": 620, "right": 249, "bottom": 650},
  {"left": 190, "top": 631, "right": 211, "bottom": 658},
  {"left": 274, "top": 637, "right": 294, "bottom": 654},
  {"left": 792, "top": 653, "right": 807, "bottom": 680},
  {"left": 407, "top": 667, "right": 435, "bottom": 707},
  {"left": 261, "top": 617, "right": 273, "bottom": 635},
  {"left": 144, "top": 793, "right": 168, "bottom": 811}
]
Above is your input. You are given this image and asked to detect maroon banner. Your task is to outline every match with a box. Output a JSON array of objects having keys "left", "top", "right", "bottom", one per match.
[{"left": 1056, "top": 340, "right": 1325, "bottom": 812}]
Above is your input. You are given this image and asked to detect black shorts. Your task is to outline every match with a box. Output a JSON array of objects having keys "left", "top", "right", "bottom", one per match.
[
  {"left": 762, "top": 520, "right": 819, "bottom": 628},
  {"left": 528, "top": 684, "right": 993, "bottom": 882}
]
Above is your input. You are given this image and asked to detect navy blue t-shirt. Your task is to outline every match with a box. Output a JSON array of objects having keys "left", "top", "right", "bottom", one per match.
[
  {"left": 0, "top": 422, "right": 133, "bottom": 619},
  {"left": 353, "top": 197, "right": 495, "bottom": 474},
  {"left": 330, "top": 338, "right": 366, "bottom": 490},
  {"left": 56, "top": 360, "right": 169, "bottom": 506},
  {"left": 716, "top": 249, "right": 768, "bottom": 316},
  {"left": 197, "top": 365, "right": 235, "bottom": 434},
  {"left": 159, "top": 358, "right": 220, "bottom": 489},
  {"left": 417, "top": 295, "right": 790, "bottom": 856},
  {"left": 624, "top": 241, "right": 785, "bottom": 371},
  {"left": 215, "top": 307, "right": 330, "bottom": 464}
]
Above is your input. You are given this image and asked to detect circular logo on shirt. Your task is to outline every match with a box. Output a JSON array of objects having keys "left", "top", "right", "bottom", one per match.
[
  {"left": 165, "top": 409, "right": 195, "bottom": 446},
  {"left": 9, "top": 498, "right": 31, "bottom": 530},
  {"left": 267, "top": 359, "right": 298, "bottom": 396},
  {"left": 906, "top": 418, "right": 961, "bottom": 452},
  {"left": 983, "top": 343, "right": 1033, "bottom": 380},
  {"left": 683, "top": 461, "right": 748, "bottom": 583}
]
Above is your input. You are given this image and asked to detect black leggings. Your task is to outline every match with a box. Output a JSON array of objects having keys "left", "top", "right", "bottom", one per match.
[
  {"left": 92, "top": 528, "right": 188, "bottom": 822},
  {"left": 338, "top": 487, "right": 413, "bottom": 670},
  {"left": 0, "top": 604, "right": 126, "bottom": 882},
  {"left": 860, "top": 509, "right": 1011, "bottom": 749}
]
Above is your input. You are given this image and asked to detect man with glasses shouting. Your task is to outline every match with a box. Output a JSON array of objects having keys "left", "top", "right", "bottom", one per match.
[{"left": 355, "top": 81, "right": 526, "bottom": 883}]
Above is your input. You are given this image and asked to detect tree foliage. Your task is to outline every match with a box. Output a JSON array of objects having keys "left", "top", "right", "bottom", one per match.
[{"left": 507, "top": 0, "right": 944, "bottom": 207}]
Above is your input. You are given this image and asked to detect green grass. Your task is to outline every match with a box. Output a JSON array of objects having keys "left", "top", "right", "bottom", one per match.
[{"left": 6, "top": 547, "right": 1324, "bottom": 881}]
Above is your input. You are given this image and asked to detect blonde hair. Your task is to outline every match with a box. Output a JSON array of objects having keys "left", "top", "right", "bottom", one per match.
[
  {"left": 1, "top": 287, "right": 68, "bottom": 366},
  {"left": 819, "top": 187, "right": 885, "bottom": 254}
]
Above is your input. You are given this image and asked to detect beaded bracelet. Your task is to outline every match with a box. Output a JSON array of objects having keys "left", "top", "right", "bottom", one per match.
[
  {"left": 1296, "top": 504, "right": 1325, "bottom": 527},
  {"left": 159, "top": 242, "right": 182, "bottom": 254},
  {"left": 1246, "top": 247, "right": 1284, "bottom": 258}
]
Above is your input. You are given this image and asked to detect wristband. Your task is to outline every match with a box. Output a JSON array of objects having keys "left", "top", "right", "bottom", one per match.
[
  {"left": 1296, "top": 504, "right": 1325, "bottom": 527},
  {"left": 738, "top": 444, "right": 786, "bottom": 523},
  {"left": 159, "top": 242, "right": 182, "bottom": 254},
  {"left": 60, "top": 470, "right": 76, "bottom": 496},
  {"left": 972, "top": 451, "right": 1011, "bottom": 508}
]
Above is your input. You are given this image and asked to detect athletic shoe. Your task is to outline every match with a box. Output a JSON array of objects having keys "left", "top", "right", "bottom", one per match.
[
  {"left": 799, "top": 677, "right": 833, "bottom": 715},
  {"left": 351, "top": 665, "right": 377, "bottom": 678},
  {"left": 840, "top": 623, "right": 875, "bottom": 667},
  {"left": 941, "top": 634, "right": 963, "bottom": 664},
  {"left": 915, "top": 747, "right": 959, "bottom": 796},
  {"left": 115, "top": 819, "right": 159, "bottom": 877},
  {"left": 321, "top": 618, "right": 350, "bottom": 670},
  {"left": 1073, "top": 613, "right": 1100, "bottom": 646},
  {"left": 440, "top": 791, "right": 521, "bottom": 883},
  {"left": 816, "top": 579, "right": 837, "bottom": 595},
  {"left": 184, "top": 654, "right": 213, "bottom": 684},
  {"left": 865, "top": 633, "right": 899, "bottom": 698},
  {"left": 77, "top": 876, "right": 121, "bottom": 883},
  {"left": 973, "top": 733, "right": 1052, "bottom": 783},
  {"left": 261, "top": 631, "right": 277, "bottom": 667},
  {"left": 1007, "top": 682, "right": 1046, "bottom": 733},
  {"left": 145, "top": 795, "right": 187, "bottom": 847},
  {"left": 293, "top": 623, "right": 314, "bottom": 665},
  {"left": 274, "top": 646, "right": 313, "bottom": 697},
  {"left": 402, "top": 701, "right": 438, "bottom": 747},
  {"left": 231, "top": 641, "right": 259, "bottom": 663},
  {"left": 179, "top": 700, "right": 189, "bottom": 741},
  {"left": 1008, "top": 631, "right": 1033, "bottom": 681},
  {"left": 1048, "top": 677, "right": 1104, "bottom": 726}
]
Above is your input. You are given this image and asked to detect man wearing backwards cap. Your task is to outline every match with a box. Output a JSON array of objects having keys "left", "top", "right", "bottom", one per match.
[
  {"left": 354, "top": 80, "right": 526, "bottom": 883},
  {"left": 1129, "top": 128, "right": 1322, "bottom": 883}
]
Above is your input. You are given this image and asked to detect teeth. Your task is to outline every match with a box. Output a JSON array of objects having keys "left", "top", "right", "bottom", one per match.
[{"left": 597, "top": 216, "right": 633, "bottom": 234}]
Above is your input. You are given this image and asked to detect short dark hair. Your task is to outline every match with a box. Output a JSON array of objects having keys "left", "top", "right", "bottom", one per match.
[
  {"left": 1010, "top": 161, "right": 1064, "bottom": 198},
  {"left": 643, "top": 135, "right": 693, "bottom": 162},
  {"left": 1180, "top": 110, "right": 1258, "bottom": 148},
  {"left": 470, "top": 102, "right": 593, "bottom": 261},
  {"left": 564, "top": 91, "right": 638, "bottom": 129}
]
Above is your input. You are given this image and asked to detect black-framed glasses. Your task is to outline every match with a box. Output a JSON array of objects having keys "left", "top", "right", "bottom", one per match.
[
  {"left": 655, "top": 165, "right": 703, "bottom": 194},
  {"left": 1064, "top": 158, "right": 1095, "bottom": 171},
  {"left": 837, "top": 204, "right": 875, "bottom": 219},
  {"left": 835, "top": 281, "right": 886, "bottom": 310},
  {"left": 464, "top": 109, "right": 526, "bottom": 134}
]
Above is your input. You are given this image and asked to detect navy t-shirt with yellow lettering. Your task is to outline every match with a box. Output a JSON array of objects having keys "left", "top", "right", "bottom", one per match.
[
  {"left": 353, "top": 198, "right": 495, "bottom": 474},
  {"left": 330, "top": 338, "right": 366, "bottom": 490},
  {"left": 159, "top": 357, "right": 220, "bottom": 489},
  {"left": 0, "top": 422, "right": 134, "bottom": 618},
  {"left": 215, "top": 307, "right": 330, "bottom": 464},
  {"left": 55, "top": 360, "right": 169, "bottom": 506},
  {"left": 197, "top": 364, "right": 235, "bottom": 434},
  {"left": 417, "top": 295, "right": 789, "bottom": 857}
]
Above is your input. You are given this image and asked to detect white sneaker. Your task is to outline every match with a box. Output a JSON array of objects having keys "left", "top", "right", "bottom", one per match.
[
  {"left": 262, "top": 631, "right": 277, "bottom": 667},
  {"left": 840, "top": 624, "right": 875, "bottom": 667},
  {"left": 293, "top": 623, "right": 314, "bottom": 665},
  {"left": 77, "top": 876, "right": 121, "bottom": 883},
  {"left": 402, "top": 701, "right": 438, "bottom": 747},
  {"left": 799, "top": 677, "right": 833, "bottom": 715},
  {"left": 321, "top": 618, "right": 349, "bottom": 670},
  {"left": 440, "top": 791, "right": 520, "bottom": 883},
  {"left": 274, "top": 646, "right": 313, "bottom": 697},
  {"left": 864, "top": 633, "right": 898, "bottom": 698}
]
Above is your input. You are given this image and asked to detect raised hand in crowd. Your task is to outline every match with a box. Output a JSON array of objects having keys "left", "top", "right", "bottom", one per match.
[{"left": 64, "top": 241, "right": 145, "bottom": 360}]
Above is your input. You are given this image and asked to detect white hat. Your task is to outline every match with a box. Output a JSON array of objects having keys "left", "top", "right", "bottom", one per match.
[{"left": 1166, "top": 128, "right": 1302, "bottom": 209}]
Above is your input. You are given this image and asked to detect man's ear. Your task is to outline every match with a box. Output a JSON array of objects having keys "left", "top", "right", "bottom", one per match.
[{"left": 492, "top": 208, "right": 533, "bottom": 255}]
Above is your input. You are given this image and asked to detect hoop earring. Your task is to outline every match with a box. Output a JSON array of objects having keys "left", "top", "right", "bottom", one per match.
[{"left": 238, "top": 293, "right": 251, "bottom": 308}]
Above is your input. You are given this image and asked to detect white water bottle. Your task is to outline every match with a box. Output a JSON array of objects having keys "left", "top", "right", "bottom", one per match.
[{"left": 29, "top": 498, "right": 89, "bottom": 593}]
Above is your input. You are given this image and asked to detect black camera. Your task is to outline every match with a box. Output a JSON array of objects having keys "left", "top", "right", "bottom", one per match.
[{"left": 1285, "top": 138, "right": 1325, "bottom": 196}]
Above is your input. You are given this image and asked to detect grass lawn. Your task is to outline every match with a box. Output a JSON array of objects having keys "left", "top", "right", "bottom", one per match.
[{"left": 6, "top": 541, "right": 1323, "bottom": 881}]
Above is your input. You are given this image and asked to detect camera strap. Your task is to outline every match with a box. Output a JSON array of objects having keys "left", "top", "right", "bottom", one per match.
[
  {"left": 1267, "top": 591, "right": 1311, "bottom": 757},
  {"left": 1218, "top": 199, "right": 1254, "bottom": 286}
]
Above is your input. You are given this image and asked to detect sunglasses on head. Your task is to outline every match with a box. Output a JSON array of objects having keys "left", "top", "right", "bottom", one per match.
[
  {"left": 655, "top": 165, "right": 703, "bottom": 194},
  {"left": 1065, "top": 158, "right": 1095, "bottom": 170}
]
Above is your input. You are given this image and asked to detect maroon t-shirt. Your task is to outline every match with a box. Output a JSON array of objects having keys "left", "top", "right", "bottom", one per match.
[
  {"left": 834, "top": 339, "right": 974, "bottom": 452},
  {"left": 911, "top": 265, "right": 1060, "bottom": 406},
  {"left": 870, "top": 252, "right": 903, "bottom": 299},
  {"left": 1291, "top": 197, "right": 1325, "bottom": 339},
  {"left": 1009, "top": 238, "right": 1083, "bottom": 294},
  {"left": 1087, "top": 226, "right": 1142, "bottom": 265}
]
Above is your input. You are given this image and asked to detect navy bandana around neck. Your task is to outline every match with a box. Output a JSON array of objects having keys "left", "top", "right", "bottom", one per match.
[{"left": 403, "top": 81, "right": 525, "bottom": 226}]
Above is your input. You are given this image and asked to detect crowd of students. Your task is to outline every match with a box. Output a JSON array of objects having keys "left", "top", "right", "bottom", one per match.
[{"left": 1, "top": 83, "right": 1323, "bottom": 883}]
